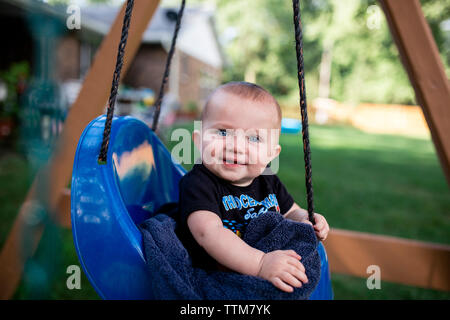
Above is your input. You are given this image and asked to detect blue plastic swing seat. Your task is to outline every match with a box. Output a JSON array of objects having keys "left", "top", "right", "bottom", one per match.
[{"left": 71, "top": 115, "right": 333, "bottom": 300}]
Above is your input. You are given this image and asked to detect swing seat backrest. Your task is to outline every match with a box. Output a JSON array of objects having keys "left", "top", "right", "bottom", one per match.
[{"left": 71, "top": 115, "right": 185, "bottom": 299}]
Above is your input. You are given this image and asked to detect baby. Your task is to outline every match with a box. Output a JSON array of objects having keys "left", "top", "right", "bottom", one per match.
[{"left": 177, "top": 81, "right": 329, "bottom": 293}]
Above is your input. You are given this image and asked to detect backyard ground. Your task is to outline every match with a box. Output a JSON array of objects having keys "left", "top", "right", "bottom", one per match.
[{"left": 1, "top": 122, "right": 449, "bottom": 299}]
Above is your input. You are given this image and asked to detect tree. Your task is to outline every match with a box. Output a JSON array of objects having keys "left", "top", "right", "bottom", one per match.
[
  {"left": 214, "top": 0, "right": 325, "bottom": 105},
  {"left": 49, "top": 0, "right": 449, "bottom": 106},
  {"left": 213, "top": 0, "right": 449, "bottom": 106}
]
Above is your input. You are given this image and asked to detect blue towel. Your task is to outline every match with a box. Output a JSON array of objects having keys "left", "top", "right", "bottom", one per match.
[{"left": 139, "top": 208, "right": 321, "bottom": 300}]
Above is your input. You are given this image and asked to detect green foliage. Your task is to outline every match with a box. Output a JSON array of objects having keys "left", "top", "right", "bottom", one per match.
[
  {"left": 187, "top": 101, "right": 198, "bottom": 111},
  {"left": 326, "top": 0, "right": 416, "bottom": 104},
  {"left": 0, "top": 61, "right": 30, "bottom": 119},
  {"left": 420, "top": 0, "right": 450, "bottom": 77},
  {"left": 48, "top": 0, "right": 449, "bottom": 105},
  {"left": 211, "top": 0, "right": 449, "bottom": 106}
]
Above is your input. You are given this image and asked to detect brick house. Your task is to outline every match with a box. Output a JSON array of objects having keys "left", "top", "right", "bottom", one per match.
[
  {"left": 78, "top": 4, "right": 225, "bottom": 112},
  {"left": 0, "top": 0, "right": 224, "bottom": 115}
]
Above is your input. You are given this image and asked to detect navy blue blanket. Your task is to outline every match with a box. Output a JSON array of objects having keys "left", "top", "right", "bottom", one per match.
[{"left": 139, "top": 209, "right": 320, "bottom": 300}]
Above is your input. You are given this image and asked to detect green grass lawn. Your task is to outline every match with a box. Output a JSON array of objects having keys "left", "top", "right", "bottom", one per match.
[
  {"left": 279, "top": 125, "right": 450, "bottom": 245},
  {"left": 163, "top": 122, "right": 450, "bottom": 244},
  {"left": 1, "top": 123, "right": 449, "bottom": 299}
]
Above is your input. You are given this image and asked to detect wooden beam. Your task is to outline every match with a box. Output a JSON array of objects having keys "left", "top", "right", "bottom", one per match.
[
  {"left": 0, "top": 0, "right": 161, "bottom": 299},
  {"left": 379, "top": 0, "right": 450, "bottom": 185},
  {"left": 324, "top": 228, "right": 450, "bottom": 291},
  {"left": 55, "top": 188, "right": 72, "bottom": 229}
]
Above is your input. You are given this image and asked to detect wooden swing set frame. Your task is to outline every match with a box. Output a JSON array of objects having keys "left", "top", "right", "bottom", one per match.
[{"left": 0, "top": 0, "right": 449, "bottom": 299}]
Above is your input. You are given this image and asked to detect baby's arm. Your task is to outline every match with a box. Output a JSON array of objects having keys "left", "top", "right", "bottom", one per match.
[
  {"left": 188, "top": 210, "right": 263, "bottom": 276},
  {"left": 188, "top": 210, "right": 308, "bottom": 292}
]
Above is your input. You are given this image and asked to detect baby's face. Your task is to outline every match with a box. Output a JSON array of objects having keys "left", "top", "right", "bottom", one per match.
[{"left": 193, "top": 91, "right": 281, "bottom": 187}]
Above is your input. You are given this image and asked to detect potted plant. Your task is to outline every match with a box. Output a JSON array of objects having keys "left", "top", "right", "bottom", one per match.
[{"left": 0, "top": 62, "right": 29, "bottom": 141}]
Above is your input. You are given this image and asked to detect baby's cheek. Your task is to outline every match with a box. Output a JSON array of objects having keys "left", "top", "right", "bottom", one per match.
[
  {"left": 202, "top": 139, "right": 224, "bottom": 164},
  {"left": 247, "top": 148, "right": 259, "bottom": 165},
  {"left": 249, "top": 144, "right": 271, "bottom": 166}
]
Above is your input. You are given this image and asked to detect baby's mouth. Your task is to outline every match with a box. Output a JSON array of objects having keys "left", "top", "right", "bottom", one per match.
[{"left": 222, "top": 157, "right": 246, "bottom": 165}]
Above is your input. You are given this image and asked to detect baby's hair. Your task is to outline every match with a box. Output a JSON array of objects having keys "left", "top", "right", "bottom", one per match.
[{"left": 201, "top": 81, "right": 282, "bottom": 127}]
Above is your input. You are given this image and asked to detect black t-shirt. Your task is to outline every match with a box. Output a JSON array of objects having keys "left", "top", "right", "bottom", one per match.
[{"left": 176, "top": 163, "right": 295, "bottom": 270}]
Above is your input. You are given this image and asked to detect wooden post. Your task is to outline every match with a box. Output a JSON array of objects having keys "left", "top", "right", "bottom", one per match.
[
  {"left": 379, "top": 0, "right": 450, "bottom": 185},
  {"left": 0, "top": 0, "right": 161, "bottom": 299}
]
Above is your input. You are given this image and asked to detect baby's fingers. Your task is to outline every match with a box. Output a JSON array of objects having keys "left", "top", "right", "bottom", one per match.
[
  {"left": 280, "top": 272, "right": 303, "bottom": 289},
  {"left": 284, "top": 249, "right": 301, "bottom": 261},
  {"left": 287, "top": 257, "right": 305, "bottom": 273},
  {"left": 314, "top": 225, "right": 329, "bottom": 241},
  {"left": 317, "top": 230, "right": 328, "bottom": 241},
  {"left": 272, "top": 277, "right": 294, "bottom": 293},
  {"left": 314, "top": 214, "right": 329, "bottom": 229},
  {"left": 313, "top": 222, "right": 323, "bottom": 232},
  {"left": 290, "top": 266, "right": 308, "bottom": 284}
]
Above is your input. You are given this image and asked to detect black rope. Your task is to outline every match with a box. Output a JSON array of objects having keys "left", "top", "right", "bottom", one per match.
[
  {"left": 152, "top": 0, "right": 186, "bottom": 132},
  {"left": 98, "top": 0, "right": 135, "bottom": 164},
  {"left": 292, "top": 0, "right": 315, "bottom": 225}
]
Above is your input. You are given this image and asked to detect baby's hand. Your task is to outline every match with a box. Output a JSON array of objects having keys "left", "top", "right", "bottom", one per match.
[
  {"left": 302, "top": 213, "right": 329, "bottom": 241},
  {"left": 257, "top": 250, "right": 308, "bottom": 293}
]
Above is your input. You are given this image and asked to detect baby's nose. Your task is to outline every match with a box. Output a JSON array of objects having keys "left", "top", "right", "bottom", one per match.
[{"left": 226, "top": 132, "right": 246, "bottom": 154}]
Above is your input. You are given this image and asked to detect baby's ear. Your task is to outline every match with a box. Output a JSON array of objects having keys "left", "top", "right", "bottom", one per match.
[{"left": 271, "top": 144, "right": 281, "bottom": 160}]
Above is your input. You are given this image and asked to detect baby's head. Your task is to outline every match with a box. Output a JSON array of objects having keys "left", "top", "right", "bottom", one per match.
[{"left": 193, "top": 81, "right": 282, "bottom": 187}]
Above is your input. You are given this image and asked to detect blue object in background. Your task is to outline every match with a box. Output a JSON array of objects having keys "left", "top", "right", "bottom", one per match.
[
  {"left": 281, "top": 118, "right": 302, "bottom": 134},
  {"left": 71, "top": 115, "right": 333, "bottom": 300}
]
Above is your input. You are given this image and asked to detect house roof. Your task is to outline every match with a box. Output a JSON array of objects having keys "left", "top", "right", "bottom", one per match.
[
  {"left": 81, "top": 5, "right": 224, "bottom": 69},
  {"left": 0, "top": 0, "right": 224, "bottom": 69}
]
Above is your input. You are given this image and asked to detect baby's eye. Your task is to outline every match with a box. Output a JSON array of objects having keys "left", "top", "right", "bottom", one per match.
[
  {"left": 217, "top": 129, "right": 228, "bottom": 137},
  {"left": 248, "top": 135, "right": 260, "bottom": 143}
]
